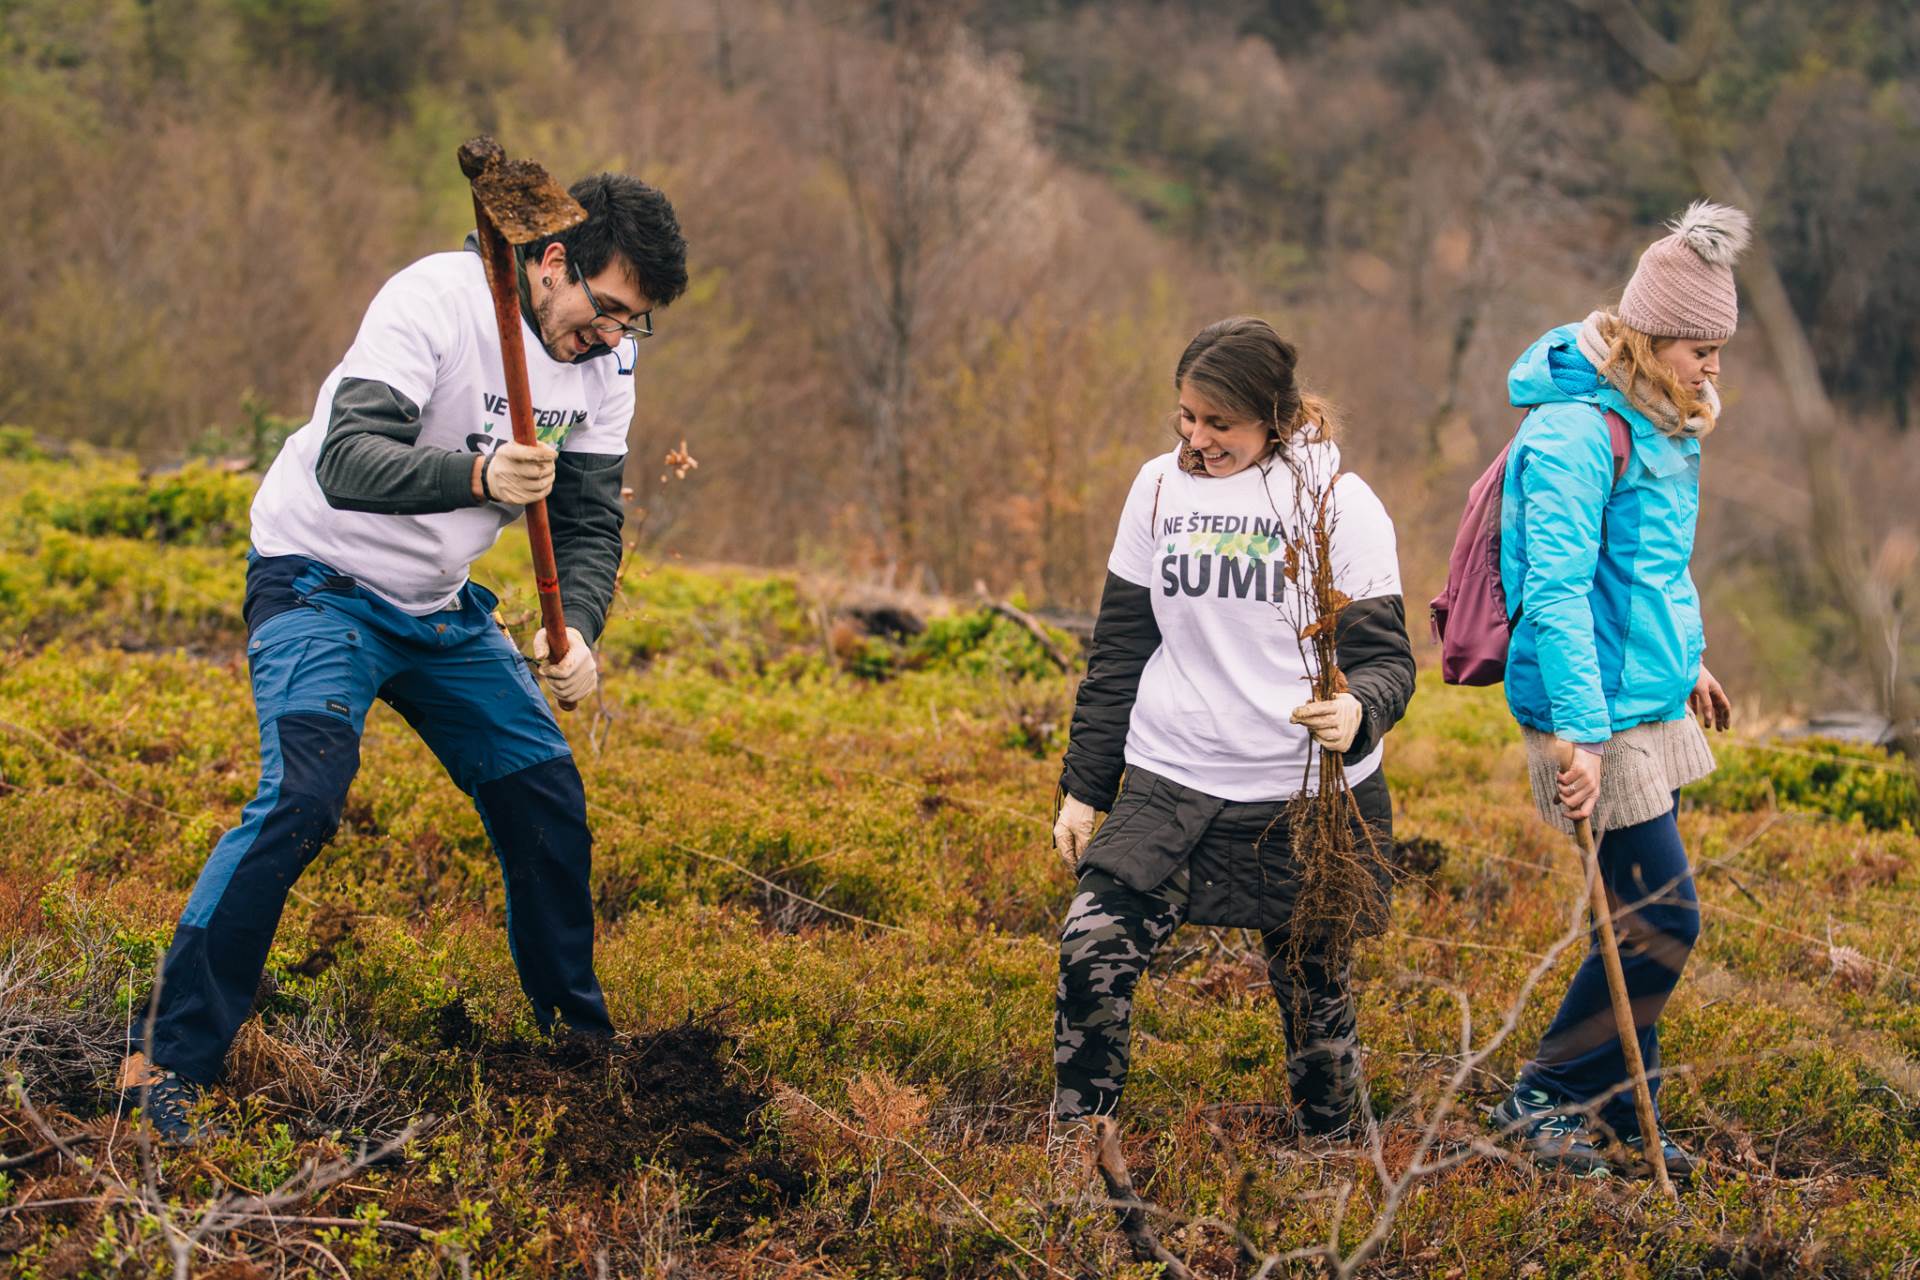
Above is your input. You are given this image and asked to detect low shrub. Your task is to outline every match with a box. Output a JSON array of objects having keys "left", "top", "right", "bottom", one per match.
[
  {"left": 35, "top": 463, "right": 256, "bottom": 548},
  {"left": 7, "top": 452, "right": 1920, "bottom": 1275},
  {"left": 1694, "top": 736, "right": 1919, "bottom": 832},
  {"left": 0, "top": 425, "right": 47, "bottom": 461},
  {"left": 904, "top": 608, "right": 1077, "bottom": 680},
  {"left": 187, "top": 393, "right": 304, "bottom": 471}
]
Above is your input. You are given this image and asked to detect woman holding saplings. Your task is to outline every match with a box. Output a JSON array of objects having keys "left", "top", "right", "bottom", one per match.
[
  {"left": 1050, "top": 317, "right": 1416, "bottom": 1141},
  {"left": 1491, "top": 203, "right": 1744, "bottom": 1178}
]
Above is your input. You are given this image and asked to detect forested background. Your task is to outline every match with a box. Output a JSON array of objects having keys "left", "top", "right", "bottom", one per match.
[
  {"left": 8, "top": 6, "right": 1920, "bottom": 1273},
  {"left": 4, "top": 0, "right": 1917, "bottom": 727}
]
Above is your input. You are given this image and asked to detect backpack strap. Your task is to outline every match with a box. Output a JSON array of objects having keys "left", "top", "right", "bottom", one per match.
[
  {"left": 1517, "top": 406, "right": 1633, "bottom": 488},
  {"left": 1603, "top": 408, "right": 1631, "bottom": 486}
]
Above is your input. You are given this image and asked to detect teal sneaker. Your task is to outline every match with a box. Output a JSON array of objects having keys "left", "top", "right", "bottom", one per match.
[
  {"left": 1489, "top": 1087, "right": 1611, "bottom": 1177},
  {"left": 1619, "top": 1129, "right": 1699, "bottom": 1182},
  {"left": 116, "top": 1053, "right": 214, "bottom": 1148}
]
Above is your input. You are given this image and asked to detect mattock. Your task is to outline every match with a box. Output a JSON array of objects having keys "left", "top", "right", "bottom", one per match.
[{"left": 457, "top": 135, "right": 587, "bottom": 711}]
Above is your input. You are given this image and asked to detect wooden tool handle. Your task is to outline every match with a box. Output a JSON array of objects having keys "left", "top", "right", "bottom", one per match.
[
  {"left": 469, "top": 196, "right": 577, "bottom": 712},
  {"left": 1550, "top": 738, "right": 1673, "bottom": 1194}
]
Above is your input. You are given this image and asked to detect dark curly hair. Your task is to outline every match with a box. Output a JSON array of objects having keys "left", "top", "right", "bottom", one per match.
[{"left": 527, "top": 173, "right": 689, "bottom": 308}]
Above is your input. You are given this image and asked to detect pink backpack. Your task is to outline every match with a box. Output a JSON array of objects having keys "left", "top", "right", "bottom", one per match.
[{"left": 1429, "top": 408, "right": 1631, "bottom": 685}]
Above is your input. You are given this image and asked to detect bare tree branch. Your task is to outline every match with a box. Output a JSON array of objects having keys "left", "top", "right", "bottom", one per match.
[
  {"left": 1573, "top": 0, "right": 1918, "bottom": 749},
  {"left": 1088, "top": 1116, "right": 1197, "bottom": 1278}
]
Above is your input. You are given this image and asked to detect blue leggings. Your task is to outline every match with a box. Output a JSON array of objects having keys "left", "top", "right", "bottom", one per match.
[{"left": 1520, "top": 795, "right": 1700, "bottom": 1137}]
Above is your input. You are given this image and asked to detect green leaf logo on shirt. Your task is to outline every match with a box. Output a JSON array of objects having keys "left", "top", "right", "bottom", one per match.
[{"left": 1198, "top": 531, "right": 1274, "bottom": 562}]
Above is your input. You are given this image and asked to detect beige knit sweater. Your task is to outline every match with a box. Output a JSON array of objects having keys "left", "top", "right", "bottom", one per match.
[{"left": 1521, "top": 717, "right": 1715, "bottom": 835}]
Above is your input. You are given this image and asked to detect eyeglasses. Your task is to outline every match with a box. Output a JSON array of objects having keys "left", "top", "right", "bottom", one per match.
[{"left": 575, "top": 267, "right": 654, "bottom": 342}]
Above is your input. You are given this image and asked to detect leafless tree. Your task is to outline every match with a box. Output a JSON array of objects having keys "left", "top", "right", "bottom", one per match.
[
  {"left": 1416, "top": 39, "right": 1581, "bottom": 461},
  {"left": 813, "top": 15, "right": 1054, "bottom": 576},
  {"left": 1573, "top": 0, "right": 1919, "bottom": 749}
]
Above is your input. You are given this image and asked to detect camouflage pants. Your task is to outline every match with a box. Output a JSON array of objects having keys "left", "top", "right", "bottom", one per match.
[{"left": 1053, "top": 866, "right": 1363, "bottom": 1135}]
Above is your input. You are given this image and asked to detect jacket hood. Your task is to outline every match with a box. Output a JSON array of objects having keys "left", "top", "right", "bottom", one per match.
[
  {"left": 1507, "top": 323, "right": 1606, "bottom": 410},
  {"left": 1509, "top": 323, "right": 1671, "bottom": 438},
  {"left": 1286, "top": 430, "right": 1341, "bottom": 480}
]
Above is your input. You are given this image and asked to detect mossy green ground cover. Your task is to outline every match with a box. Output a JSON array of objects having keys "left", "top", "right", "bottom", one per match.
[{"left": 3, "top": 455, "right": 1919, "bottom": 1277}]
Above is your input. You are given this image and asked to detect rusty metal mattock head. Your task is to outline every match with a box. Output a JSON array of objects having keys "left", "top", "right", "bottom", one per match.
[{"left": 457, "top": 135, "right": 587, "bottom": 247}]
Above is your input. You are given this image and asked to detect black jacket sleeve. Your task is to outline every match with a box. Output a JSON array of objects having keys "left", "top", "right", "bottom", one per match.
[
  {"left": 548, "top": 450, "right": 627, "bottom": 647},
  {"left": 1335, "top": 593, "right": 1416, "bottom": 761},
  {"left": 314, "top": 377, "right": 481, "bottom": 514},
  {"left": 1059, "top": 571, "right": 1162, "bottom": 811}
]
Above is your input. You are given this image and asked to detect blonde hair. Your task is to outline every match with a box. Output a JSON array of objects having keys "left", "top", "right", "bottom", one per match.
[{"left": 1595, "top": 313, "right": 1718, "bottom": 438}]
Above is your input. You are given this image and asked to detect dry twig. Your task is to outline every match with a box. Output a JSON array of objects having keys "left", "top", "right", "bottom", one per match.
[{"left": 1088, "top": 1115, "right": 1196, "bottom": 1278}]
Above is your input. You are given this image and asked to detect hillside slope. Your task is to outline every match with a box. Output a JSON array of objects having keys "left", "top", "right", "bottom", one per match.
[{"left": 2, "top": 456, "right": 1919, "bottom": 1277}]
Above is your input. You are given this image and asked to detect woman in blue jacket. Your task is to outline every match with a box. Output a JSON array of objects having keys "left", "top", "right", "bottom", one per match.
[{"left": 1492, "top": 203, "right": 1746, "bottom": 1178}]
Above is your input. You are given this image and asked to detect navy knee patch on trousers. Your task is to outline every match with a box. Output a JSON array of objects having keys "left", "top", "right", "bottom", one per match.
[
  {"left": 149, "top": 713, "right": 360, "bottom": 1083},
  {"left": 475, "top": 755, "right": 614, "bottom": 1037}
]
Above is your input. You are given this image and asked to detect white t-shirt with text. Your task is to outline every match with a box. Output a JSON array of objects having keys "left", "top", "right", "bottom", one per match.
[
  {"left": 1109, "top": 441, "right": 1403, "bottom": 802},
  {"left": 251, "top": 250, "right": 635, "bottom": 614}
]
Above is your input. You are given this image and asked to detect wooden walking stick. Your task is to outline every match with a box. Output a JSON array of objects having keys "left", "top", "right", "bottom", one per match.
[
  {"left": 1551, "top": 739, "right": 1675, "bottom": 1196},
  {"left": 457, "top": 135, "right": 586, "bottom": 711}
]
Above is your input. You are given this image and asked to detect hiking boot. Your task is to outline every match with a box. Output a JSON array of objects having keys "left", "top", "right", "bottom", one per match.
[
  {"left": 1618, "top": 1129, "right": 1700, "bottom": 1182},
  {"left": 116, "top": 1053, "right": 214, "bottom": 1147},
  {"left": 1489, "top": 1087, "right": 1611, "bottom": 1177}
]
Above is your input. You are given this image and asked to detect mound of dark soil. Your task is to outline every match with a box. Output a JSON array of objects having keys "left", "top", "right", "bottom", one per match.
[
  {"left": 1392, "top": 835, "right": 1449, "bottom": 880},
  {"left": 436, "top": 1009, "right": 805, "bottom": 1234}
]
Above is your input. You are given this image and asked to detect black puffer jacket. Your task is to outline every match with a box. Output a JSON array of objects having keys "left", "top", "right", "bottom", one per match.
[{"left": 1084, "top": 763, "right": 1395, "bottom": 932}]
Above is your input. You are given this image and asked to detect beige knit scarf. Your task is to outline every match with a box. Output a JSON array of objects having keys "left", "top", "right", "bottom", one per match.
[{"left": 1576, "top": 309, "right": 1718, "bottom": 439}]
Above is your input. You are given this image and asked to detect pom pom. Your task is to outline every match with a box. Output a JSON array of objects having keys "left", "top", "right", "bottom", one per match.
[{"left": 1668, "top": 200, "right": 1751, "bottom": 268}]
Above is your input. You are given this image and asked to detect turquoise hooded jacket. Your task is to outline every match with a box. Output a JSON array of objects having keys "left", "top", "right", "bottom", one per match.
[{"left": 1499, "top": 324, "right": 1705, "bottom": 745}]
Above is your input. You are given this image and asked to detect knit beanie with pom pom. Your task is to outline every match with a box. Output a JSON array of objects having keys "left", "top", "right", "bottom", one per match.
[{"left": 1617, "top": 201, "right": 1752, "bottom": 341}]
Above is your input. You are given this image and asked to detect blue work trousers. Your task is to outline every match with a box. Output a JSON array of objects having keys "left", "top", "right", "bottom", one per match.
[
  {"left": 1520, "top": 796, "right": 1701, "bottom": 1137},
  {"left": 148, "top": 555, "right": 613, "bottom": 1083}
]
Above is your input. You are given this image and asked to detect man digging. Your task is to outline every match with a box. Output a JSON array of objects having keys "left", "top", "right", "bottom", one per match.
[{"left": 117, "top": 167, "right": 688, "bottom": 1143}]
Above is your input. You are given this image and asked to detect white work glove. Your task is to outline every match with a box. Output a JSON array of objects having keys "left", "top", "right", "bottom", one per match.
[
  {"left": 482, "top": 442, "right": 557, "bottom": 506},
  {"left": 1052, "top": 794, "right": 1099, "bottom": 872},
  {"left": 533, "top": 626, "right": 596, "bottom": 704},
  {"left": 1290, "top": 692, "right": 1365, "bottom": 752}
]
